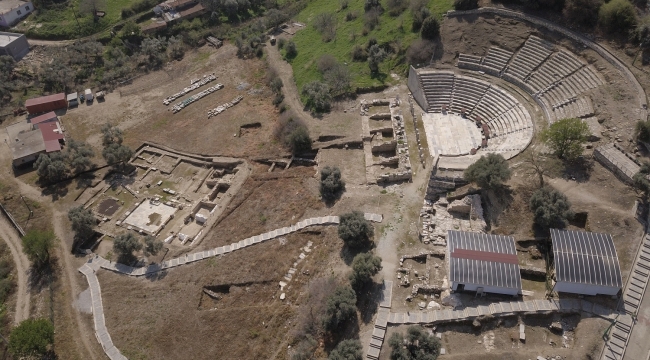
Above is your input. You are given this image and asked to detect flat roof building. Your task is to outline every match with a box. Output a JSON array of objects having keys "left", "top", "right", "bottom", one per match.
[
  {"left": 10, "top": 128, "right": 45, "bottom": 167},
  {"left": 448, "top": 230, "right": 522, "bottom": 296},
  {"left": 0, "top": 0, "right": 33, "bottom": 27},
  {"left": 551, "top": 228, "right": 622, "bottom": 296},
  {"left": 0, "top": 31, "right": 29, "bottom": 60}
]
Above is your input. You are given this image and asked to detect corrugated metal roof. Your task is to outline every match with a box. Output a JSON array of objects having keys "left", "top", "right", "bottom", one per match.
[
  {"left": 448, "top": 230, "right": 522, "bottom": 290},
  {"left": 551, "top": 228, "right": 622, "bottom": 289},
  {"left": 38, "top": 122, "right": 64, "bottom": 141},
  {"left": 30, "top": 111, "right": 57, "bottom": 125},
  {"left": 25, "top": 93, "right": 65, "bottom": 107},
  {"left": 44, "top": 139, "right": 61, "bottom": 153}
]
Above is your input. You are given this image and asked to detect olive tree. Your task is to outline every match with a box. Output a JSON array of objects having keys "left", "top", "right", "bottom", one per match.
[
  {"left": 529, "top": 186, "right": 574, "bottom": 231},
  {"left": 113, "top": 232, "right": 142, "bottom": 262},
  {"left": 388, "top": 325, "right": 441, "bottom": 360},
  {"left": 541, "top": 118, "right": 590, "bottom": 161},
  {"left": 9, "top": 318, "right": 54, "bottom": 358},
  {"left": 322, "top": 284, "right": 357, "bottom": 332},
  {"left": 22, "top": 230, "right": 55, "bottom": 269},
  {"left": 302, "top": 81, "right": 331, "bottom": 113},
  {"left": 463, "top": 153, "right": 511, "bottom": 189},
  {"left": 329, "top": 339, "right": 363, "bottom": 360},
  {"left": 338, "top": 211, "right": 373, "bottom": 249},
  {"left": 320, "top": 166, "right": 345, "bottom": 201},
  {"left": 349, "top": 253, "right": 382, "bottom": 290},
  {"left": 68, "top": 206, "right": 97, "bottom": 243}
]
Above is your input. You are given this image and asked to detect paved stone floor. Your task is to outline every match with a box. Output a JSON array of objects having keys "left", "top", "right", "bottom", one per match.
[{"left": 422, "top": 113, "right": 481, "bottom": 157}]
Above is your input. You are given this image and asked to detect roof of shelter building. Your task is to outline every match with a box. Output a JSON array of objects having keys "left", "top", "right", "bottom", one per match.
[
  {"left": 550, "top": 228, "right": 622, "bottom": 289},
  {"left": 30, "top": 111, "right": 57, "bottom": 125},
  {"left": 10, "top": 129, "right": 45, "bottom": 160},
  {"left": 0, "top": 32, "right": 22, "bottom": 47},
  {"left": 25, "top": 93, "right": 65, "bottom": 107},
  {"left": 37, "top": 121, "right": 64, "bottom": 142},
  {"left": 0, "top": 0, "right": 29, "bottom": 14},
  {"left": 448, "top": 230, "right": 522, "bottom": 290},
  {"left": 179, "top": 3, "right": 204, "bottom": 17}
]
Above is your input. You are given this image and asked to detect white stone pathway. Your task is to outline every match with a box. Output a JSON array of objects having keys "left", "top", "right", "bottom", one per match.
[{"left": 78, "top": 213, "right": 383, "bottom": 359}]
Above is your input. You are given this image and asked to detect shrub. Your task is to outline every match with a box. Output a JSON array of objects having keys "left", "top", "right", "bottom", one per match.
[
  {"left": 302, "top": 81, "right": 332, "bottom": 113},
  {"left": 364, "top": 0, "right": 383, "bottom": 11},
  {"left": 293, "top": 277, "right": 337, "bottom": 338},
  {"left": 563, "top": 0, "right": 602, "bottom": 27},
  {"left": 314, "top": 12, "right": 337, "bottom": 42},
  {"left": 387, "top": 0, "right": 408, "bottom": 16},
  {"left": 278, "top": 37, "right": 286, "bottom": 49},
  {"left": 320, "top": 166, "right": 346, "bottom": 201},
  {"left": 349, "top": 253, "right": 382, "bottom": 290},
  {"left": 322, "top": 284, "right": 357, "bottom": 332},
  {"left": 9, "top": 318, "right": 54, "bottom": 358},
  {"left": 351, "top": 45, "right": 368, "bottom": 61},
  {"left": 317, "top": 54, "right": 338, "bottom": 73},
  {"left": 388, "top": 325, "right": 441, "bottom": 360},
  {"left": 599, "top": 0, "right": 637, "bottom": 34},
  {"left": 329, "top": 339, "right": 363, "bottom": 360},
  {"left": 454, "top": 0, "right": 479, "bottom": 10},
  {"left": 368, "top": 44, "right": 387, "bottom": 73},
  {"left": 406, "top": 39, "right": 435, "bottom": 66},
  {"left": 22, "top": 230, "right": 55, "bottom": 269},
  {"left": 338, "top": 211, "right": 373, "bottom": 248},
  {"left": 529, "top": 186, "right": 574, "bottom": 231},
  {"left": 285, "top": 40, "right": 297, "bottom": 59},
  {"left": 346, "top": 10, "right": 359, "bottom": 21},
  {"left": 420, "top": 16, "right": 440, "bottom": 40},
  {"left": 340, "top": 0, "right": 349, "bottom": 9},
  {"left": 364, "top": 8, "right": 381, "bottom": 31},
  {"left": 635, "top": 120, "right": 650, "bottom": 143},
  {"left": 323, "top": 62, "right": 352, "bottom": 96},
  {"left": 633, "top": 162, "right": 650, "bottom": 199},
  {"left": 288, "top": 126, "right": 312, "bottom": 155},
  {"left": 410, "top": 0, "right": 431, "bottom": 31},
  {"left": 541, "top": 118, "right": 589, "bottom": 160},
  {"left": 463, "top": 153, "right": 511, "bottom": 189}
]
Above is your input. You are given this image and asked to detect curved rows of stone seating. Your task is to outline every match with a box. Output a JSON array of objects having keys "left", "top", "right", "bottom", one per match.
[
  {"left": 419, "top": 71, "right": 455, "bottom": 112},
  {"left": 416, "top": 71, "right": 534, "bottom": 157},
  {"left": 456, "top": 35, "right": 604, "bottom": 123},
  {"left": 503, "top": 36, "right": 554, "bottom": 83}
]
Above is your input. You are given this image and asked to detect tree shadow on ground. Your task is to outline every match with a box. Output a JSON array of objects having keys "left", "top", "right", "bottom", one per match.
[
  {"left": 357, "top": 281, "right": 383, "bottom": 325},
  {"left": 40, "top": 181, "right": 69, "bottom": 202},
  {"left": 481, "top": 186, "right": 515, "bottom": 230},
  {"left": 562, "top": 156, "right": 594, "bottom": 183},
  {"left": 144, "top": 268, "right": 168, "bottom": 282},
  {"left": 28, "top": 258, "right": 58, "bottom": 293},
  {"left": 339, "top": 242, "right": 375, "bottom": 266}
]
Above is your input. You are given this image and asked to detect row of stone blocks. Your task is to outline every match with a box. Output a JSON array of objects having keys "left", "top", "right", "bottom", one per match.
[
  {"left": 367, "top": 281, "right": 393, "bottom": 359},
  {"left": 601, "top": 234, "right": 650, "bottom": 360},
  {"left": 79, "top": 265, "right": 128, "bottom": 360},
  {"left": 97, "top": 214, "right": 384, "bottom": 276},
  {"left": 387, "top": 298, "right": 615, "bottom": 325}
]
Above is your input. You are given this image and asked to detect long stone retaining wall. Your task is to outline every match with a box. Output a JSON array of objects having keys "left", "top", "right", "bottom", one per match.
[
  {"left": 594, "top": 143, "right": 640, "bottom": 185},
  {"left": 446, "top": 7, "right": 648, "bottom": 117}
]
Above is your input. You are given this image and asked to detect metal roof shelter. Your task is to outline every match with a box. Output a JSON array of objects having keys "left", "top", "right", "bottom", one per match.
[
  {"left": 448, "top": 230, "right": 522, "bottom": 296},
  {"left": 551, "top": 229, "right": 622, "bottom": 296}
]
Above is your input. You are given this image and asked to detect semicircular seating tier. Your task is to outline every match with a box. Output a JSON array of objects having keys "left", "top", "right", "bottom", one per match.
[
  {"left": 456, "top": 35, "right": 604, "bottom": 123},
  {"left": 409, "top": 69, "right": 534, "bottom": 160}
]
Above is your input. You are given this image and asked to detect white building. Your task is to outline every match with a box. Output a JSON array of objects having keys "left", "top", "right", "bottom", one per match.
[
  {"left": 0, "top": 31, "right": 29, "bottom": 60},
  {"left": 447, "top": 230, "right": 522, "bottom": 296},
  {"left": 0, "top": 0, "right": 33, "bottom": 27},
  {"left": 551, "top": 228, "right": 622, "bottom": 296}
]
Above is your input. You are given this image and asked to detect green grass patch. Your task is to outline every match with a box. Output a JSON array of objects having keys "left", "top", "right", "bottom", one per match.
[
  {"left": 18, "top": 0, "right": 140, "bottom": 39},
  {"left": 290, "top": 0, "right": 452, "bottom": 92}
]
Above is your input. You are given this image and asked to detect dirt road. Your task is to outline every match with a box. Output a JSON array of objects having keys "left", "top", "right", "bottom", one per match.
[{"left": 0, "top": 214, "right": 30, "bottom": 324}]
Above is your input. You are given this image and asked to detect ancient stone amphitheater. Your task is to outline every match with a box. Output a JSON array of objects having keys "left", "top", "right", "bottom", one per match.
[{"left": 408, "top": 34, "right": 606, "bottom": 169}]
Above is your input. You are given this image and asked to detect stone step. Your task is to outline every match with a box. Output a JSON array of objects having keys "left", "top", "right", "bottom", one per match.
[{"left": 611, "top": 328, "right": 629, "bottom": 342}]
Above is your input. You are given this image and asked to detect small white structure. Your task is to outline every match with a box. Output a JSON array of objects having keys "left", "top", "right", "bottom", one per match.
[
  {"left": 551, "top": 229, "right": 622, "bottom": 296},
  {"left": 0, "top": 0, "right": 33, "bottom": 27},
  {"left": 195, "top": 213, "right": 207, "bottom": 224},
  {"left": 84, "top": 89, "right": 94, "bottom": 102},
  {"left": 447, "top": 230, "right": 522, "bottom": 296}
]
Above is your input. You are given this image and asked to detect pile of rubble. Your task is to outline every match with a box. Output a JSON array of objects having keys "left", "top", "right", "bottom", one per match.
[
  {"left": 163, "top": 73, "right": 217, "bottom": 105},
  {"left": 171, "top": 84, "right": 224, "bottom": 113},
  {"left": 207, "top": 95, "right": 244, "bottom": 118},
  {"left": 419, "top": 195, "right": 487, "bottom": 245}
]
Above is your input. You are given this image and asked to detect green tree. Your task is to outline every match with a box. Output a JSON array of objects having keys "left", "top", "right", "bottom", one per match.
[
  {"left": 320, "top": 166, "right": 346, "bottom": 201},
  {"left": 410, "top": 0, "right": 431, "bottom": 31},
  {"left": 9, "top": 318, "right": 54, "bottom": 358},
  {"left": 101, "top": 123, "right": 133, "bottom": 166},
  {"left": 22, "top": 230, "right": 55, "bottom": 269},
  {"left": 388, "top": 325, "right": 441, "bottom": 360},
  {"left": 34, "top": 153, "right": 69, "bottom": 183},
  {"left": 541, "top": 118, "right": 589, "bottom": 161},
  {"left": 64, "top": 139, "right": 95, "bottom": 174},
  {"left": 68, "top": 206, "right": 97, "bottom": 242},
  {"left": 101, "top": 123, "right": 124, "bottom": 146},
  {"left": 368, "top": 44, "right": 387, "bottom": 73},
  {"left": 285, "top": 40, "right": 297, "bottom": 59},
  {"left": 463, "top": 153, "right": 511, "bottom": 189},
  {"left": 338, "top": 211, "right": 374, "bottom": 249},
  {"left": 633, "top": 162, "right": 650, "bottom": 200},
  {"left": 420, "top": 16, "right": 440, "bottom": 40},
  {"left": 288, "top": 126, "right": 312, "bottom": 155},
  {"left": 323, "top": 284, "right": 357, "bottom": 332},
  {"left": 0, "top": 55, "right": 15, "bottom": 103},
  {"left": 113, "top": 232, "right": 143, "bottom": 262},
  {"left": 329, "top": 339, "right": 363, "bottom": 360},
  {"left": 529, "top": 186, "right": 574, "bottom": 231},
  {"left": 349, "top": 253, "right": 382, "bottom": 290},
  {"left": 144, "top": 235, "right": 163, "bottom": 256},
  {"left": 302, "top": 81, "right": 332, "bottom": 113},
  {"left": 635, "top": 120, "right": 650, "bottom": 143},
  {"left": 563, "top": 0, "right": 602, "bottom": 27},
  {"left": 599, "top": 0, "right": 637, "bottom": 34}
]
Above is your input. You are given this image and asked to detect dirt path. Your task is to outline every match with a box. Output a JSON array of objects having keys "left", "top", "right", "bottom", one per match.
[
  {"left": 264, "top": 40, "right": 319, "bottom": 125},
  {"left": 0, "top": 215, "right": 30, "bottom": 325}
]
